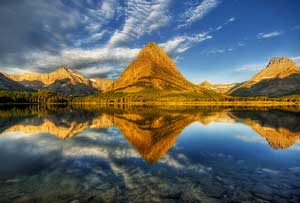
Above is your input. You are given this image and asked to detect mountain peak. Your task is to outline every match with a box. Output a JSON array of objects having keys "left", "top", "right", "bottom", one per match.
[
  {"left": 137, "top": 41, "right": 167, "bottom": 60},
  {"left": 246, "top": 57, "right": 299, "bottom": 83},
  {"left": 107, "top": 42, "right": 199, "bottom": 92},
  {"left": 145, "top": 41, "right": 160, "bottom": 49},
  {"left": 261, "top": 57, "right": 299, "bottom": 76},
  {"left": 230, "top": 57, "right": 300, "bottom": 97},
  {"left": 267, "top": 57, "right": 296, "bottom": 67}
]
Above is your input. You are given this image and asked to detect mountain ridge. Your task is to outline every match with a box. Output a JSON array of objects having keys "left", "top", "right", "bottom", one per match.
[
  {"left": 230, "top": 57, "right": 300, "bottom": 97},
  {"left": 198, "top": 80, "right": 238, "bottom": 94},
  {"left": 7, "top": 67, "right": 113, "bottom": 96},
  {"left": 0, "top": 73, "right": 35, "bottom": 92}
]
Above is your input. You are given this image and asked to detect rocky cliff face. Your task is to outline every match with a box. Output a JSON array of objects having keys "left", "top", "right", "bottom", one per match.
[
  {"left": 248, "top": 57, "right": 299, "bottom": 83},
  {"left": 107, "top": 42, "right": 199, "bottom": 93},
  {"left": 7, "top": 67, "right": 112, "bottom": 96},
  {"left": 230, "top": 57, "right": 300, "bottom": 97}
]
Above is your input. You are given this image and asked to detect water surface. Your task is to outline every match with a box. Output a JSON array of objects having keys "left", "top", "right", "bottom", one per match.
[{"left": 0, "top": 105, "right": 299, "bottom": 203}]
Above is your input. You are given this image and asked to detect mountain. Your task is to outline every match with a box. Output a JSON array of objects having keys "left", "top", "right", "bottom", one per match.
[
  {"left": 232, "top": 110, "right": 300, "bottom": 149},
  {"left": 108, "top": 112, "right": 195, "bottom": 163},
  {"left": 90, "top": 78, "right": 113, "bottom": 92},
  {"left": 230, "top": 57, "right": 300, "bottom": 97},
  {"left": 2, "top": 111, "right": 113, "bottom": 139},
  {"left": 107, "top": 42, "right": 200, "bottom": 93},
  {"left": 0, "top": 73, "right": 34, "bottom": 91},
  {"left": 7, "top": 67, "right": 112, "bottom": 96},
  {"left": 198, "top": 80, "right": 238, "bottom": 94}
]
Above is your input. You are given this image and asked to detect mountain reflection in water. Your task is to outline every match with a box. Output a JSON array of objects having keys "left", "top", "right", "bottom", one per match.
[
  {"left": 0, "top": 105, "right": 300, "bottom": 203},
  {"left": 1, "top": 106, "right": 300, "bottom": 158}
]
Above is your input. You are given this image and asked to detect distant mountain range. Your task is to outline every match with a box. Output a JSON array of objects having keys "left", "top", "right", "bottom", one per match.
[
  {"left": 1, "top": 42, "right": 300, "bottom": 98},
  {"left": 0, "top": 73, "right": 34, "bottom": 92},
  {"left": 5, "top": 67, "right": 112, "bottom": 96},
  {"left": 199, "top": 57, "right": 300, "bottom": 97},
  {"left": 198, "top": 81, "right": 238, "bottom": 94}
]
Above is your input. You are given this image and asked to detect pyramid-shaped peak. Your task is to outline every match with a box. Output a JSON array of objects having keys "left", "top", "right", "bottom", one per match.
[
  {"left": 144, "top": 41, "right": 160, "bottom": 49},
  {"left": 107, "top": 42, "right": 199, "bottom": 92},
  {"left": 138, "top": 41, "right": 168, "bottom": 59}
]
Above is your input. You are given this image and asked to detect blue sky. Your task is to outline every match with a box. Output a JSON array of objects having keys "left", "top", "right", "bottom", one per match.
[{"left": 0, "top": 0, "right": 299, "bottom": 83}]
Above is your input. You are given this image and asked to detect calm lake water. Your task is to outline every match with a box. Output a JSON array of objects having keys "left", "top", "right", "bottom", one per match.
[{"left": 0, "top": 105, "right": 300, "bottom": 203}]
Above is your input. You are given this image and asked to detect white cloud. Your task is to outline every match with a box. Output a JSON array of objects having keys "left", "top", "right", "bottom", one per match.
[
  {"left": 179, "top": 0, "right": 219, "bottom": 28},
  {"left": 75, "top": 31, "right": 108, "bottom": 46},
  {"left": 73, "top": 0, "right": 121, "bottom": 47},
  {"left": 108, "top": 0, "right": 171, "bottom": 47},
  {"left": 227, "top": 17, "right": 235, "bottom": 22},
  {"left": 83, "top": 0, "right": 119, "bottom": 33},
  {"left": 238, "top": 42, "right": 245, "bottom": 47},
  {"left": 79, "top": 66, "right": 115, "bottom": 77},
  {"left": 7, "top": 30, "right": 214, "bottom": 78},
  {"left": 159, "top": 33, "right": 213, "bottom": 56},
  {"left": 216, "top": 25, "right": 222, "bottom": 30},
  {"left": 257, "top": 31, "right": 283, "bottom": 39},
  {"left": 20, "top": 46, "right": 140, "bottom": 75},
  {"left": 291, "top": 56, "right": 300, "bottom": 64}
]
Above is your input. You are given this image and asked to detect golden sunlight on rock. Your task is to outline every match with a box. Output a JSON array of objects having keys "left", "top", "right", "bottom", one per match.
[
  {"left": 244, "top": 119, "right": 300, "bottom": 149},
  {"left": 110, "top": 112, "right": 195, "bottom": 163},
  {"left": 3, "top": 119, "right": 90, "bottom": 139}
]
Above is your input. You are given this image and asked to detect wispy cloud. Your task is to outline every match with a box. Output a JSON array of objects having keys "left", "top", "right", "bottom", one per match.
[
  {"left": 108, "top": 0, "right": 171, "bottom": 47},
  {"left": 15, "top": 46, "right": 140, "bottom": 77},
  {"left": 257, "top": 31, "right": 283, "bottom": 39},
  {"left": 75, "top": 31, "right": 109, "bottom": 46},
  {"left": 81, "top": 0, "right": 120, "bottom": 33},
  {"left": 237, "top": 42, "right": 245, "bottom": 47},
  {"left": 227, "top": 17, "right": 235, "bottom": 22},
  {"left": 160, "top": 33, "right": 213, "bottom": 56},
  {"left": 234, "top": 63, "right": 266, "bottom": 72},
  {"left": 179, "top": 0, "right": 220, "bottom": 28},
  {"left": 79, "top": 66, "right": 116, "bottom": 78},
  {"left": 216, "top": 25, "right": 223, "bottom": 30},
  {"left": 4, "top": 30, "right": 214, "bottom": 78},
  {"left": 291, "top": 25, "right": 300, "bottom": 30}
]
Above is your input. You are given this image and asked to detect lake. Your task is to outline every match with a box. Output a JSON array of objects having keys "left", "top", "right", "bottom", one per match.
[{"left": 0, "top": 105, "right": 300, "bottom": 203}]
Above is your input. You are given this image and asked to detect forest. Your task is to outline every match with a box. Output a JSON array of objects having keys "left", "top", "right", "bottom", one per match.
[{"left": 1, "top": 90, "right": 300, "bottom": 106}]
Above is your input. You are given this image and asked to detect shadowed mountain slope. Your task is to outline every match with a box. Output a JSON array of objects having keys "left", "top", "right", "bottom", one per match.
[
  {"left": 230, "top": 57, "right": 300, "bottom": 97},
  {"left": 0, "top": 73, "right": 34, "bottom": 92}
]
